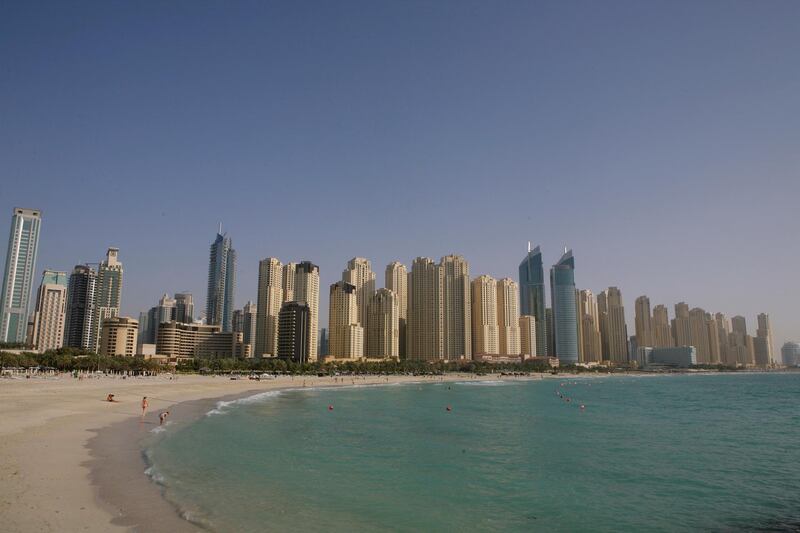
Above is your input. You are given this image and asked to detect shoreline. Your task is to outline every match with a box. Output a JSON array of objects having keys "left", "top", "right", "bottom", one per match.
[{"left": 0, "top": 373, "right": 523, "bottom": 532}]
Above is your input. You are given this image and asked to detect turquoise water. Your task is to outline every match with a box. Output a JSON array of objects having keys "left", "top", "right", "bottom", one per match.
[{"left": 146, "top": 374, "right": 800, "bottom": 532}]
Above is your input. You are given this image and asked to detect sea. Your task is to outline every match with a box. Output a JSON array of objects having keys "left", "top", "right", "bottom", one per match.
[{"left": 144, "top": 373, "right": 800, "bottom": 532}]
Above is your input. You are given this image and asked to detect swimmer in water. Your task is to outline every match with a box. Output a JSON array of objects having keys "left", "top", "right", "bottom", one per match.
[
  {"left": 141, "top": 397, "right": 149, "bottom": 418},
  {"left": 159, "top": 411, "right": 170, "bottom": 425}
]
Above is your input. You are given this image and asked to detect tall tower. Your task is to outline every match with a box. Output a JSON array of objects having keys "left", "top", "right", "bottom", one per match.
[
  {"left": 281, "top": 263, "right": 296, "bottom": 303},
  {"left": 496, "top": 278, "right": 521, "bottom": 356},
  {"left": 550, "top": 249, "right": 578, "bottom": 364},
  {"left": 366, "top": 288, "right": 399, "bottom": 359},
  {"left": 441, "top": 255, "right": 471, "bottom": 360},
  {"left": 714, "top": 312, "right": 732, "bottom": 365},
  {"left": 256, "top": 258, "right": 283, "bottom": 357},
  {"left": 755, "top": 313, "right": 774, "bottom": 366},
  {"left": 31, "top": 270, "right": 68, "bottom": 351},
  {"left": 519, "top": 315, "right": 537, "bottom": 357},
  {"left": 328, "top": 281, "right": 362, "bottom": 359},
  {"left": 241, "top": 301, "right": 257, "bottom": 354},
  {"left": 91, "top": 248, "right": 123, "bottom": 353},
  {"left": 277, "top": 301, "right": 310, "bottom": 363},
  {"left": 577, "top": 289, "right": 602, "bottom": 363},
  {"left": 174, "top": 293, "right": 194, "bottom": 324},
  {"left": 407, "top": 257, "right": 443, "bottom": 361},
  {"left": 634, "top": 296, "right": 654, "bottom": 349},
  {"left": 672, "top": 302, "right": 691, "bottom": 347},
  {"left": 688, "top": 307, "right": 712, "bottom": 363},
  {"left": 652, "top": 305, "right": 674, "bottom": 348},
  {"left": 0, "top": 208, "right": 41, "bottom": 343},
  {"left": 385, "top": 261, "right": 408, "bottom": 358},
  {"left": 293, "top": 261, "right": 320, "bottom": 362},
  {"left": 518, "top": 243, "right": 547, "bottom": 358},
  {"left": 64, "top": 265, "right": 97, "bottom": 350},
  {"left": 342, "top": 258, "right": 376, "bottom": 331},
  {"left": 471, "top": 275, "right": 499, "bottom": 356},
  {"left": 206, "top": 228, "right": 236, "bottom": 332},
  {"left": 598, "top": 287, "right": 628, "bottom": 362}
]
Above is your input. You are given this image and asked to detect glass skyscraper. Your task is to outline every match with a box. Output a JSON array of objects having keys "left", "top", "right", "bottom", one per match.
[
  {"left": 549, "top": 249, "right": 578, "bottom": 364},
  {"left": 518, "top": 243, "right": 547, "bottom": 357},
  {"left": 206, "top": 228, "right": 236, "bottom": 332},
  {"left": 0, "top": 207, "right": 41, "bottom": 344}
]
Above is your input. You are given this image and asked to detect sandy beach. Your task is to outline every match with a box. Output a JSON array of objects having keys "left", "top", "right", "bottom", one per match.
[{"left": 0, "top": 372, "right": 520, "bottom": 532}]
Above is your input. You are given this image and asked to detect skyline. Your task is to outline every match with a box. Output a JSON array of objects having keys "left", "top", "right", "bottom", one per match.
[{"left": 2, "top": 1, "right": 799, "bottom": 347}]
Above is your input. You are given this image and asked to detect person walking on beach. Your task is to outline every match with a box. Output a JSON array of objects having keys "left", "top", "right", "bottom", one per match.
[
  {"left": 141, "top": 396, "right": 149, "bottom": 418},
  {"left": 159, "top": 411, "right": 170, "bottom": 425}
]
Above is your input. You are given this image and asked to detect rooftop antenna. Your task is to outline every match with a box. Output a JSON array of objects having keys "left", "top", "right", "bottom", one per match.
[
  {"left": 527, "top": 241, "right": 531, "bottom": 253},
  {"left": 218, "top": 222, "right": 223, "bottom": 235},
  {"left": 564, "top": 245, "right": 568, "bottom": 254}
]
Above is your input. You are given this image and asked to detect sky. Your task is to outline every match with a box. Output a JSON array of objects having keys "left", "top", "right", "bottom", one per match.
[{"left": 2, "top": 1, "right": 798, "bottom": 348}]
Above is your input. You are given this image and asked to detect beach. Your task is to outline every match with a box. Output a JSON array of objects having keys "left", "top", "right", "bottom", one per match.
[{"left": 0, "top": 372, "right": 515, "bottom": 532}]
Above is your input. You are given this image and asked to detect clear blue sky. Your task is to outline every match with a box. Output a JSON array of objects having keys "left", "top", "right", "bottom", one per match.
[{"left": 2, "top": 1, "right": 798, "bottom": 346}]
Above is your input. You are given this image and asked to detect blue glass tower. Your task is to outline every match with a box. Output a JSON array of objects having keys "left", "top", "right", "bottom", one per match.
[
  {"left": 549, "top": 249, "right": 578, "bottom": 364},
  {"left": 206, "top": 226, "right": 236, "bottom": 332},
  {"left": 518, "top": 243, "right": 547, "bottom": 357}
]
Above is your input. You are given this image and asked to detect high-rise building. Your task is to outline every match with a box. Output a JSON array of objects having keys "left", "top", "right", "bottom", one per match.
[
  {"left": 706, "top": 312, "right": 721, "bottom": 364},
  {"left": 385, "top": 261, "right": 408, "bottom": 358},
  {"left": 174, "top": 293, "right": 194, "bottom": 324},
  {"left": 319, "top": 328, "right": 328, "bottom": 357},
  {"left": 598, "top": 287, "right": 628, "bottom": 362},
  {"left": 519, "top": 243, "right": 547, "bottom": 358},
  {"left": 755, "top": 313, "right": 774, "bottom": 366},
  {"left": 64, "top": 265, "right": 97, "bottom": 350},
  {"left": 440, "top": 255, "right": 471, "bottom": 360},
  {"left": 240, "top": 301, "right": 257, "bottom": 354},
  {"left": 293, "top": 261, "right": 320, "bottom": 362},
  {"left": 577, "top": 289, "right": 602, "bottom": 363},
  {"left": 407, "top": 257, "right": 443, "bottom": 361},
  {"left": 90, "top": 248, "right": 124, "bottom": 353},
  {"left": 519, "top": 315, "right": 537, "bottom": 357},
  {"left": 157, "top": 293, "right": 177, "bottom": 324},
  {"left": 328, "top": 281, "right": 362, "bottom": 359},
  {"left": 471, "top": 275, "right": 499, "bottom": 356},
  {"left": 99, "top": 316, "right": 138, "bottom": 357},
  {"left": 281, "top": 263, "right": 296, "bottom": 303},
  {"left": 366, "top": 288, "right": 399, "bottom": 359},
  {"left": 256, "top": 258, "right": 283, "bottom": 357},
  {"left": 31, "top": 270, "right": 68, "bottom": 352},
  {"left": 714, "top": 312, "right": 733, "bottom": 365},
  {"left": 688, "top": 307, "right": 712, "bottom": 363},
  {"left": 634, "top": 296, "right": 654, "bottom": 349},
  {"left": 1, "top": 208, "right": 42, "bottom": 343},
  {"left": 277, "top": 301, "right": 310, "bottom": 363},
  {"left": 342, "top": 258, "right": 376, "bottom": 339},
  {"left": 671, "top": 302, "right": 691, "bottom": 348},
  {"left": 550, "top": 249, "right": 578, "bottom": 364},
  {"left": 496, "top": 278, "right": 520, "bottom": 356},
  {"left": 206, "top": 228, "right": 236, "bottom": 332},
  {"left": 652, "top": 305, "right": 674, "bottom": 348},
  {"left": 730, "top": 315, "right": 754, "bottom": 365},
  {"left": 545, "top": 307, "right": 554, "bottom": 357}
]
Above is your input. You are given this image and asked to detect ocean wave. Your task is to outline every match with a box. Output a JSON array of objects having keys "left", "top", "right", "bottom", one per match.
[
  {"left": 144, "top": 465, "right": 166, "bottom": 485},
  {"left": 455, "top": 380, "right": 508, "bottom": 386},
  {"left": 206, "top": 390, "right": 286, "bottom": 416}
]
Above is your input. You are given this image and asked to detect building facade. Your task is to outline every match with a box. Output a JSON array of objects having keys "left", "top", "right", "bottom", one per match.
[
  {"left": 471, "top": 275, "right": 499, "bottom": 356},
  {"left": 277, "top": 301, "right": 310, "bottom": 363},
  {"left": 206, "top": 229, "right": 236, "bottom": 332},
  {"left": 293, "top": 261, "right": 320, "bottom": 362},
  {"left": 328, "top": 281, "right": 362, "bottom": 359},
  {"left": 0, "top": 208, "right": 41, "bottom": 343},
  {"left": 31, "top": 270, "right": 68, "bottom": 352},
  {"left": 366, "top": 288, "right": 399, "bottom": 359},
  {"left": 407, "top": 257, "right": 443, "bottom": 361},
  {"left": 518, "top": 243, "right": 547, "bottom": 358},
  {"left": 64, "top": 264, "right": 97, "bottom": 350},
  {"left": 550, "top": 249, "right": 578, "bottom": 364},
  {"left": 519, "top": 315, "right": 537, "bottom": 357},
  {"left": 598, "top": 287, "right": 628, "bottom": 362},
  {"left": 577, "top": 289, "right": 602, "bottom": 363},
  {"left": 156, "top": 321, "right": 250, "bottom": 359},
  {"left": 385, "top": 261, "right": 408, "bottom": 358},
  {"left": 496, "top": 278, "right": 520, "bottom": 356},
  {"left": 99, "top": 316, "right": 138, "bottom": 357},
  {"left": 634, "top": 295, "right": 654, "bottom": 349},
  {"left": 256, "top": 257, "right": 283, "bottom": 357}
]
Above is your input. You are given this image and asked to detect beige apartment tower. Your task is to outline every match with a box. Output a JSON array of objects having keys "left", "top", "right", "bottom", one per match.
[
  {"left": 366, "top": 288, "right": 399, "bottom": 359},
  {"left": 672, "top": 302, "right": 691, "bottom": 347},
  {"left": 31, "top": 270, "right": 68, "bottom": 352},
  {"left": 440, "top": 255, "right": 471, "bottom": 360},
  {"left": 652, "top": 305, "right": 674, "bottom": 348},
  {"left": 256, "top": 258, "right": 283, "bottom": 357},
  {"left": 496, "top": 278, "right": 520, "bottom": 356},
  {"left": 385, "top": 261, "right": 408, "bottom": 358},
  {"left": 598, "top": 287, "right": 628, "bottom": 362},
  {"left": 634, "top": 296, "right": 654, "bottom": 349},
  {"left": 293, "top": 262, "right": 320, "bottom": 362},
  {"left": 328, "top": 281, "right": 363, "bottom": 359},
  {"left": 99, "top": 316, "right": 138, "bottom": 357},
  {"left": 471, "top": 275, "right": 499, "bottom": 356},
  {"left": 577, "top": 289, "right": 602, "bottom": 363},
  {"left": 688, "top": 307, "right": 712, "bottom": 363},
  {"left": 519, "top": 315, "right": 537, "bottom": 357},
  {"left": 407, "top": 257, "right": 443, "bottom": 361},
  {"left": 281, "top": 263, "right": 296, "bottom": 303}
]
